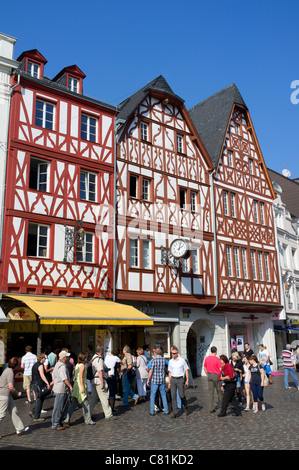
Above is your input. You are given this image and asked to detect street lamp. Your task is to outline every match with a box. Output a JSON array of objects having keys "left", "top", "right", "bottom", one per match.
[{"left": 63, "top": 220, "right": 85, "bottom": 263}]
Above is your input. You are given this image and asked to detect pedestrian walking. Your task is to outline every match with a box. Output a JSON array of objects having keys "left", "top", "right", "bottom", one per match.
[
  {"left": 89, "top": 345, "right": 117, "bottom": 421},
  {"left": 21, "top": 345, "right": 37, "bottom": 404},
  {"left": 281, "top": 344, "right": 299, "bottom": 390},
  {"left": 168, "top": 346, "right": 189, "bottom": 418},
  {"left": 0, "top": 357, "right": 29, "bottom": 437},
  {"left": 102, "top": 350, "right": 121, "bottom": 412},
  {"left": 135, "top": 347, "right": 148, "bottom": 402},
  {"left": 217, "top": 355, "right": 241, "bottom": 417},
  {"left": 242, "top": 355, "right": 253, "bottom": 411},
  {"left": 248, "top": 354, "right": 266, "bottom": 413},
  {"left": 51, "top": 350, "right": 73, "bottom": 430},
  {"left": 63, "top": 353, "right": 95, "bottom": 426},
  {"left": 230, "top": 351, "right": 244, "bottom": 405},
  {"left": 120, "top": 345, "right": 139, "bottom": 407},
  {"left": 259, "top": 345, "right": 273, "bottom": 385},
  {"left": 147, "top": 347, "right": 169, "bottom": 416},
  {"left": 203, "top": 346, "right": 223, "bottom": 413},
  {"left": 30, "top": 353, "right": 51, "bottom": 421}
]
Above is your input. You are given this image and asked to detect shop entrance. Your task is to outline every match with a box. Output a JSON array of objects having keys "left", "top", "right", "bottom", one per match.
[{"left": 187, "top": 318, "right": 215, "bottom": 376}]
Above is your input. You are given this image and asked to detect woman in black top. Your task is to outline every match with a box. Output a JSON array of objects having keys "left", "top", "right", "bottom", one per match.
[
  {"left": 248, "top": 354, "right": 266, "bottom": 413},
  {"left": 30, "top": 353, "right": 51, "bottom": 421}
]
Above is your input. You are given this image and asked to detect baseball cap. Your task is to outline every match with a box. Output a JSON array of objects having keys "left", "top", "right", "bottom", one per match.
[{"left": 59, "top": 350, "right": 70, "bottom": 360}]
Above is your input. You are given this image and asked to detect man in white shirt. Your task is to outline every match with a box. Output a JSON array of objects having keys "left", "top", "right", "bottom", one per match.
[
  {"left": 21, "top": 345, "right": 37, "bottom": 404},
  {"left": 168, "top": 346, "right": 189, "bottom": 418}
]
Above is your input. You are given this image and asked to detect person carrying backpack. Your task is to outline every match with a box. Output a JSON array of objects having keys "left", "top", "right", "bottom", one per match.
[{"left": 89, "top": 345, "right": 117, "bottom": 421}]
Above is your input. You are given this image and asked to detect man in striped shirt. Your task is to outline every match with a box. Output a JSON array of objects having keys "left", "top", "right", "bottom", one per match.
[{"left": 281, "top": 344, "right": 299, "bottom": 390}]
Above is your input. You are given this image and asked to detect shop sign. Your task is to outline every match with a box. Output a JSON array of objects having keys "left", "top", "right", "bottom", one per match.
[
  {"left": 286, "top": 317, "right": 299, "bottom": 327},
  {"left": 96, "top": 329, "right": 112, "bottom": 355},
  {"left": 8, "top": 307, "right": 36, "bottom": 321}
]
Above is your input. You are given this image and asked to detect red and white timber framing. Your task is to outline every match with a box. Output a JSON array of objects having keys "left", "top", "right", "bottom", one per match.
[
  {"left": 0, "top": 51, "right": 117, "bottom": 298},
  {"left": 215, "top": 105, "right": 281, "bottom": 310},
  {"left": 116, "top": 86, "right": 215, "bottom": 305}
]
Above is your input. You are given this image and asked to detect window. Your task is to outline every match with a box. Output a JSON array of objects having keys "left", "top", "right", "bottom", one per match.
[
  {"left": 258, "top": 251, "right": 264, "bottom": 281},
  {"left": 230, "top": 193, "right": 236, "bottom": 217},
  {"left": 282, "top": 244, "right": 288, "bottom": 268},
  {"left": 233, "top": 247, "right": 241, "bottom": 278},
  {"left": 130, "top": 175, "right": 138, "bottom": 198},
  {"left": 81, "top": 114, "right": 97, "bottom": 142},
  {"left": 235, "top": 123, "right": 240, "bottom": 135},
  {"left": 260, "top": 202, "right": 265, "bottom": 225},
  {"left": 68, "top": 77, "right": 79, "bottom": 93},
  {"left": 142, "top": 179, "right": 150, "bottom": 201},
  {"left": 141, "top": 122, "right": 148, "bottom": 141},
  {"left": 129, "top": 239, "right": 138, "bottom": 268},
  {"left": 226, "top": 245, "right": 233, "bottom": 277},
  {"left": 241, "top": 248, "right": 248, "bottom": 279},
  {"left": 35, "top": 100, "right": 54, "bottom": 130},
  {"left": 77, "top": 232, "right": 93, "bottom": 263},
  {"left": 292, "top": 248, "right": 298, "bottom": 270},
  {"left": 180, "top": 188, "right": 187, "bottom": 210},
  {"left": 192, "top": 249, "right": 200, "bottom": 274},
  {"left": 251, "top": 250, "right": 257, "bottom": 280},
  {"left": 143, "top": 239, "right": 151, "bottom": 269},
  {"left": 182, "top": 257, "right": 190, "bottom": 273},
  {"left": 80, "top": 171, "right": 96, "bottom": 201},
  {"left": 27, "top": 223, "right": 49, "bottom": 258},
  {"left": 190, "top": 191, "right": 197, "bottom": 212},
  {"left": 223, "top": 190, "right": 229, "bottom": 216},
  {"left": 28, "top": 61, "right": 40, "bottom": 78},
  {"left": 249, "top": 158, "right": 253, "bottom": 175},
  {"left": 29, "top": 157, "right": 49, "bottom": 192},
  {"left": 228, "top": 150, "right": 233, "bottom": 168},
  {"left": 264, "top": 253, "right": 270, "bottom": 282},
  {"left": 177, "top": 134, "right": 183, "bottom": 153},
  {"left": 253, "top": 200, "right": 259, "bottom": 224}
]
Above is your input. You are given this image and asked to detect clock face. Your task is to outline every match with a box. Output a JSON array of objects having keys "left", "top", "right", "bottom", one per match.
[{"left": 170, "top": 239, "right": 190, "bottom": 259}]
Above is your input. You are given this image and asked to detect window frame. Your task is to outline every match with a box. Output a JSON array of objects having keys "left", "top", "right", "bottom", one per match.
[
  {"left": 141, "top": 122, "right": 149, "bottom": 142},
  {"left": 81, "top": 113, "right": 97, "bottom": 142},
  {"left": 35, "top": 99, "right": 55, "bottom": 130},
  {"left": 80, "top": 170, "right": 97, "bottom": 202},
  {"left": 29, "top": 157, "right": 50, "bottom": 192},
  {"left": 27, "top": 61, "right": 40, "bottom": 79},
  {"left": 76, "top": 231, "right": 94, "bottom": 263},
  {"left": 26, "top": 222, "right": 49, "bottom": 258}
]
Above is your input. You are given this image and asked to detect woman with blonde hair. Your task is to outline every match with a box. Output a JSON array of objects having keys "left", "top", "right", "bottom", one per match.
[{"left": 63, "top": 353, "right": 95, "bottom": 427}]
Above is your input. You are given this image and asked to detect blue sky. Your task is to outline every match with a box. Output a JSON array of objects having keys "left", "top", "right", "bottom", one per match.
[{"left": 1, "top": 0, "right": 299, "bottom": 178}]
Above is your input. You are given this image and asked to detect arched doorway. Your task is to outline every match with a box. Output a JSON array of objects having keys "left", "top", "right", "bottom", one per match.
[{"left": 187, "top": 318, "right": 216, "bottom": 376}]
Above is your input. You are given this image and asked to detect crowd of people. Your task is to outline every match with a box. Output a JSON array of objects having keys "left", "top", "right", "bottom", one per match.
[{"left": 0, "top": 341, "right": 299, "bottom": 437}]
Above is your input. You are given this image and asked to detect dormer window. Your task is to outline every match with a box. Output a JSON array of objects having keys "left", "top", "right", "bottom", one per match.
[
  {"left": 27, "top": 61, "right": 40, "bottom": 78},
  {"left": 68, "top": 76, "right": 79, "bottom": 93}
]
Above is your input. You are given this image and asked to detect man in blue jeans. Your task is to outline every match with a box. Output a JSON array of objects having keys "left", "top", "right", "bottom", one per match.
[
  {"left": 281, "top": 344, "right": 299, "bottom": 390},
  {"left": 121, "top": 345, "right": 139, "bottom": 407},
  {"left": 146, "top": 347, "right": 169, "bottom": 416}
]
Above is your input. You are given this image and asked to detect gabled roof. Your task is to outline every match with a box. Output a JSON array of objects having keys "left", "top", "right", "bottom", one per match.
[
  {"left": 267, "top": 168, "right": 299, "bottom": 218},
  {"left": 17, "top": 49, "right": 47, "bottom": 65},
  {"left": 117, "top": 75, "right": 184, "bottom": 121},
  {"left": 188, "top": 83, "right": 246, "bottom": 165},
  {"left": 52, "top": 65, "right": 86, "bottom": 82}
]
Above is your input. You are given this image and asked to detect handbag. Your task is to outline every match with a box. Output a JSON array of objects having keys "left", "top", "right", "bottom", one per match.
[{"left": 36, "top": 384, "right": 51, "bottom": 398}]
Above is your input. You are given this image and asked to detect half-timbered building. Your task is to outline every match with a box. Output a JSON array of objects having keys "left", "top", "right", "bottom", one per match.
[
  {"left": 189, "top": 84, "right": 283, "bottom": 369},
  {"left": 115, "top": 76, "right": 217, "bottom": 373},
  {"left": 0, "top": 48, "right": 152, "bottom": 357}
]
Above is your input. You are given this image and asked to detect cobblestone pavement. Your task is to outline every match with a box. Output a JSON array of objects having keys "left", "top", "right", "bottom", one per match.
[{"left": 0, "top": 374, "right": 298, "bottom": 452}]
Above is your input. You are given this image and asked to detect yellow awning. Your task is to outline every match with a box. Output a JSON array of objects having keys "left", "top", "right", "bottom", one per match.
[{"left": 5, "top": 295, "right": 153, "bottom": 326}]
